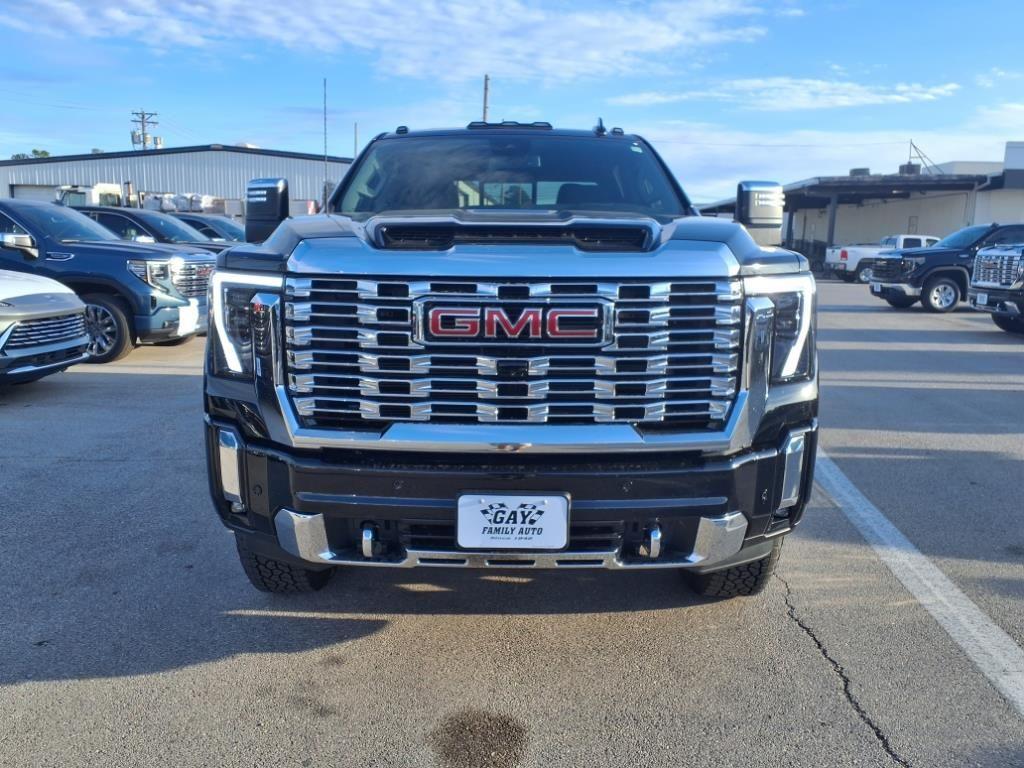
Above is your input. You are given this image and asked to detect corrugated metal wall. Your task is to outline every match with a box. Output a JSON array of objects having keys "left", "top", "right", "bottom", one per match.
[{"left": 0, "top": 150, "right": 351, "bottom": 202}]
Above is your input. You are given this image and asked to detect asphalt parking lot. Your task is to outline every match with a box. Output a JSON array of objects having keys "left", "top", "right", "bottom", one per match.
[{"left": 1, "top": 281, "right": 1022, "bottom": 768}]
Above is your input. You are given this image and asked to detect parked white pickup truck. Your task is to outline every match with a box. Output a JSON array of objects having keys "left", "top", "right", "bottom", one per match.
[{"left": 826, "top": 234, "right": 939, "bottom": 283}]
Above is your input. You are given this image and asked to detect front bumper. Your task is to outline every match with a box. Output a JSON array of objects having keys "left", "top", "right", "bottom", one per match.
[
  {"left": 135, "top": 298, "right": 208, "bottom": 343},
  {"left": 969, "top": 287, "right": 1022, "bottom": 316},
  {"left": 206, "top": 418, "right": 818, "bottom": 572},
  {"left": 870, "top": 281, "right": 920, "bottom": 299}
]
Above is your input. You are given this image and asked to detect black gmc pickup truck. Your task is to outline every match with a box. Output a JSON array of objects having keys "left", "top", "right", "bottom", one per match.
[
  {"left": 205, "top": 123, "right": 819, "bottom": 600},
  {"left": 870, "top": 222, "right": 1024, "bottom": 312}
]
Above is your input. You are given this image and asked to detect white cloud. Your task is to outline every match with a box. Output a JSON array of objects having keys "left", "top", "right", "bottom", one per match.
[
  {"left": 975, "top": 67, "right": 1021, "bottom": 88},
  {"left": 609, "top": 77, "right": 960, "bottom": 110},
  {"left": 1, "top": 0, "right": 767, "bottom": 83}
]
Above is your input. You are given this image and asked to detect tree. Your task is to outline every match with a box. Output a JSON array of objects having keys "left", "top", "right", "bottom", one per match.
[
  {"left": 91, "top": 148, "right": 104, "bottom": 154},
  {"left": 9, "top": 149, "right": 50, "bottom": 160}
]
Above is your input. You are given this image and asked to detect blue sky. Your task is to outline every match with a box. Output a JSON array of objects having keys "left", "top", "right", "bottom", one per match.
[{"left": 2, "top": 0, "right": 1022, "bottom": 201}]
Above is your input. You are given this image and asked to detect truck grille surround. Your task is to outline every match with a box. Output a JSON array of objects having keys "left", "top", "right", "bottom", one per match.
[
  {"left": 4, "top": 313, "right": 86, "bottom": 350},
  {"left": 172, "top": 260, "right": 216, "bottom": 298},
  {"left": 283, "top": 276, "right": 743, "bottom": 429},
  {"left": 871, "top": 259, "right": 905, "bottom": 281},
  {"left": 974, "top": 249, "right": 1023, "bottom": 288}
]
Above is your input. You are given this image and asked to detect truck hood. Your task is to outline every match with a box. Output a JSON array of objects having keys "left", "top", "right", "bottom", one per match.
[
  {"left": 221, "top": 213, "right": 807, "bottom": 278},
  {"left": 47, "top": 239, "right": 215, "bottom": 261},
  {"left": 884, "top": 246, "right": 958, "bottom": 259},
  {"left": 0, "top": 269, "right": 76, "bottom": 302}
]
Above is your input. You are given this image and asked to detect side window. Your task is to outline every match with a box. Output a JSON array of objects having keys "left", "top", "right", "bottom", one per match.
[
  {"left": 925, "top": 238, "right": 939, "bottom": 247},
  {"left": 902, "top": 237, "right": 922, "bottom": 249},
  {"left": 987, "top": 226, "right": 1024, "bottom": 246},
  {"left": 0, "top": 212, "right": 29, "bottom": 235},
  {"left": 95, "top": 213, "right": 147, "bottom": 240},
  {"left": 195, "top": 223, "right": 219, "bottom": 238}
]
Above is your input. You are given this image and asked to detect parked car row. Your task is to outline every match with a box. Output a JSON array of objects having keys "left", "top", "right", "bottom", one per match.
[
  {"left": 0, "top": 200, "right": 219, "bottom": 383},
  {"left": 866, "top": 222, "right": 1024, "bottom": 334}
]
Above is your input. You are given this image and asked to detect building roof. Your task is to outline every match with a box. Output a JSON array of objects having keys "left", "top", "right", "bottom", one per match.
[
  {"left": 700, "top": 171, "right": 995, "bottom": 214},
  {"left": 0, "top": 144, "right": 352, "bottom": 167}
]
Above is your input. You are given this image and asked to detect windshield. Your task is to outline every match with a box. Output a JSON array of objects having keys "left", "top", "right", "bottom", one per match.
[
  {"left": 935, "top": 225, "right": 992, "bottom": 249},
  {"left": 209, "top": 216, "right": 244, "bottom": 241},
  {"left": 336, "top": 134, "right": 687, "bottom": 218},
  {"left": 138, "top": 211, "right": 211, "bottom": 243},
  {"left": 14, "top": 203, "right": 120, "bottom": 243}
]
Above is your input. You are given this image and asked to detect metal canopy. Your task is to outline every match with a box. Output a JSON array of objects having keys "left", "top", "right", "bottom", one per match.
[{"left": 701, "top": 173, "right": 991, "bottom": 214}]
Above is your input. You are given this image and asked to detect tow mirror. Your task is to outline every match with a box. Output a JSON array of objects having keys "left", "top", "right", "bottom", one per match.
[
  {"left": 245, "top": 178, "right": 289, "bottom": 243},
  {"left": 0, "top": 232, "right": 39, "bottom": 259},
  {"left": 735, "top": 181, "right": 784, "bottom": 247}
]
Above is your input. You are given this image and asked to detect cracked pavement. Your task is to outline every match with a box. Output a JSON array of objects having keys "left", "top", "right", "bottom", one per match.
[{"left": 1, "top": 281, "right": 1023, "bottom": 767}]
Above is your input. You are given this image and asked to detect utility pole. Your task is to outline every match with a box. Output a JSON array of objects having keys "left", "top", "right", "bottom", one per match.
[
  {"left": 323, "top": 77, "right": 329, "bottom": 209},
  {"left": 482, "top": 74, "right": 490, "bottom": 122},
  {"left": 130, "top": 109, "right": 159, "bottom": 150}
]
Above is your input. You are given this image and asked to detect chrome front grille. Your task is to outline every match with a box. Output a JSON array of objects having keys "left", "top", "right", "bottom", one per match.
[
  {"left": 283, "top": 276, "right": 742, "bottom": 429},
  {"left": 974, "top": 250, "right": 1023, "bottom": 288},
  {"left": 4, "top": 313, "right": 86, "bottom": 350},
  {"left": 172, "top": 260, "right": 215, "bottom": 298}
]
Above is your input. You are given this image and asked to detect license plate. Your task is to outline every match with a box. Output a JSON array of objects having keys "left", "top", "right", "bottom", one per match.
[
  {"left": 177, "top": 299, "right": 200, "bottom": 336},
  {"left": 977, "top": 292, "right": 988, "bottom": 306},
  {"left": 457, "top": 494, "right": 569, "bottom": 550},
  {"left": 870, "top": 281, "right": 882, "bottom": 293}
]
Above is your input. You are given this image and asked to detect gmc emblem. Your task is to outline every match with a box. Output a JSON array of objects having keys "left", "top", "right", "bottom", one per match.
[{"left": 417, "top": 303, "right": 608, "bottom": 345}]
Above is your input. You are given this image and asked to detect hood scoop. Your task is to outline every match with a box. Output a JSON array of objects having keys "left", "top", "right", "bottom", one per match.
[{"left": 376, "top": 223, "right": 652, "bottom": 252}]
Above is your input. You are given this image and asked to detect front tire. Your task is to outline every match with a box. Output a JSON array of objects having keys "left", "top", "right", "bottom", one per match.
[
  {"left": 235, "top": 536, "right": 334, "bottom": 593},
  {"left": 885, "top": 296, "right": 917, "bottom": 309},
  {"left": 921, "top": 276, "right": 961, "bottom": 313},
  {"left": 855, "top": 265, "right": 874, "bottom": 283},
  {"left": 82, "top": 294, "right": 135, "bottom": 363},
  {"left": 992, "top": 314, "right": 1024, "bottom": 335},
  {"left": 683, "top": 539, "right": 783, "bottom": 599}
]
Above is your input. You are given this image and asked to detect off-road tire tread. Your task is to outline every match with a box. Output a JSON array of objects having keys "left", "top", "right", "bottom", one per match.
[
  {"left": 685, "top": 539, "right": 783, "bottom": 599},
  {"left": 235, "top": 537, "right": 333, "bottom": 593}
]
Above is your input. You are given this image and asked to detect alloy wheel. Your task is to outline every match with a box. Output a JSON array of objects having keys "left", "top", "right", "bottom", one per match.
[
  {"left": 84, "top": 304, "right": 118, "bottom": 356},
  {"left": 931, "top": 284, "right": 958, "bottom": 309}
]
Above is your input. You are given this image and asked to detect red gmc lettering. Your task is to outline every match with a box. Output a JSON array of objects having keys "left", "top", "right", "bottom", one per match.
[
  {"left": 546, "top": 308, "right": 600, "bottom": 338},
  {"left": 429, "top": 307, "right": 480, "bottom": 337},
  {"left": 484, "top": 308, "right": 542, "bottom": 338}
]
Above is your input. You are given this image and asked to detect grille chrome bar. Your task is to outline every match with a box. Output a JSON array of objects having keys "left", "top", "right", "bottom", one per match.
[
  {"left": 973, "top": 248, "right": 1023, "bottom": 288},
  {"left": 5, "top": 313, "right": 87, "bottom": 350},
  {"left": 171, "top": 259, "right": 216, "bottom": 298},
  {"left": 283, "top": 276, "right": 742, "bottom": 428}
]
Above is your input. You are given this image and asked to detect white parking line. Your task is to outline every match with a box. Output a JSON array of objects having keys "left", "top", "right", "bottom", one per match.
[{"left": 814, "top": 450, "right": 1024, "bottom": 717}]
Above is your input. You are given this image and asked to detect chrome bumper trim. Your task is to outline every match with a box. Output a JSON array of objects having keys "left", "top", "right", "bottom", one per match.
[
  {"left": 875, "top": 282, "right": 920, "bottom": 297},
  {"left": 778, "top": 426, "right": 812, "bottom": 509},
  {"left": 4, "top": 350, "right": 90, "bottom": 376},
  {"left": 217, "top": 429, "right": 242, "bottom": 503},
  {"left": 273, "top": 508, "right": 749, "bottom": 570}
]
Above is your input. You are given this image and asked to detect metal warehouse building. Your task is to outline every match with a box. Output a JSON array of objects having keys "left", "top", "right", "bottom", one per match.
[
  {"left": 0, "top": 144, "right": 352, "bottom": 211},
  {"left": 701, "top": 141, "right": 1024, "bottom": 264}
]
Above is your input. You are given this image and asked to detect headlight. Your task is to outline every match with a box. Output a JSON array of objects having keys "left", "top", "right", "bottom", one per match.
[
  {"left": 901, "top": 257, "right": 925, "bottom": 273},
  {"left": 211, "top": 271, "right": 283, "bottom": 377},
  {"left": 745, "top": 273, "right": 816, "bottom": 385},
  {"left": 127, "top": 259, "right": 172, "bottom": 289}
]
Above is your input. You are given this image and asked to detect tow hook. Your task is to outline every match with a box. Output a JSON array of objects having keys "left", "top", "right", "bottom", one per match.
[
  {"left": 640, "top": 524, "right": 662, "bottom": 559},
  {"left": 361, "top": 524, "right": 378, "bottom": 559}
]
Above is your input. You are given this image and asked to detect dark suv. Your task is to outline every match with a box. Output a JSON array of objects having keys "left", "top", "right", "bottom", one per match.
[
  {"left": 75, "top": 205, "right": 229, "bottom": 255},
  {"left": 0, "top": 200, "right": 215, "bottom": 362},
  {"left": 870, "top": 223, "right": 1024, "bottom": 312}
]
